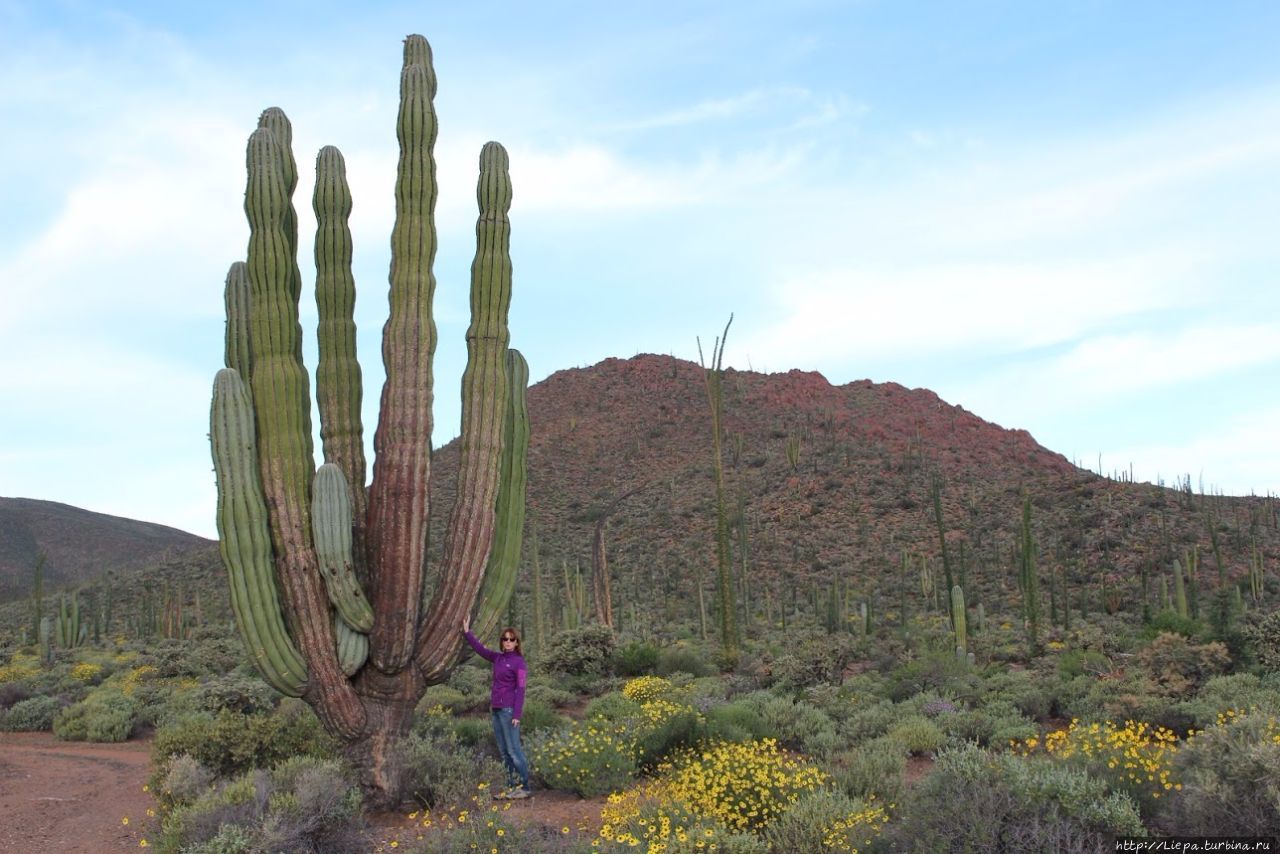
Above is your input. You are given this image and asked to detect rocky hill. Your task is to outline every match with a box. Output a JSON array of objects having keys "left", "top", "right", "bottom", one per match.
[
  {"left": 0, "top": 498, "right": 212, "bottom": 603},
  {"left": 4, "top": 354, "right": 1277, "bottom": 638}
]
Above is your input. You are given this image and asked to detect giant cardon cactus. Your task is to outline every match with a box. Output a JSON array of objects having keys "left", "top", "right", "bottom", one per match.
[{"left": 209, "top": 35, "right": 528, "bottom": 805}]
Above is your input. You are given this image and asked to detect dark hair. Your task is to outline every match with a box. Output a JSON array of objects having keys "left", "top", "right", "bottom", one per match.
[{"left": 499, "top": 627, "right": 523, "bottom": 655}]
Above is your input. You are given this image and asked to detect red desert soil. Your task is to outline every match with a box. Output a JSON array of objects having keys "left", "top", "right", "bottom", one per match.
[
  {"left": 0, "top": 732, "right": 157, "bottom": 853},
  {"left": 0, "top": 730, "right": 605, "bottom": 853}
]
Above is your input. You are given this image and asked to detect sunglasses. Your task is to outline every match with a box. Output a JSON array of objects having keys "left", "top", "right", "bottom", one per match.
[{"left": 501, "top": 636, "right": 517, "bottom": 642}]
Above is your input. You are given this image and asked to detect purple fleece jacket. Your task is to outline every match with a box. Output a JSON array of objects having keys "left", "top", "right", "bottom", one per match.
[{"left": 463, "top": 630, "right": 527, "bottom": 720}]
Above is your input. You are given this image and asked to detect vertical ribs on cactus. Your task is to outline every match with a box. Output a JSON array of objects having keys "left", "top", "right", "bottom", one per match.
[{"left": 208, "top": 35, "right": 528, "bottom": 802}]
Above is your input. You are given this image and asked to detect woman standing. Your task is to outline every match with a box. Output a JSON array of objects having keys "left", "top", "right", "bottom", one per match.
[{"left": 461, "top": 616, "right": 531, "bottom": 799}]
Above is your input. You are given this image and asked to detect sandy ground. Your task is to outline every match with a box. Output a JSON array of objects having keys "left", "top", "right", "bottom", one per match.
[{"left": 0, "top": 731, "right": 157, "bottom": 853}]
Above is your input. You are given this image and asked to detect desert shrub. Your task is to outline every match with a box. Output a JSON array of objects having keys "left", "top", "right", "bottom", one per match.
[
  {"left": 839, "top": 697, "right": 900, "bottom": 744},
  {"left": 615, "top": 640, "right": 660, "bottom": 676},
  {"left": 885, "top": 649, "right": 982, "bottom": 703},
  {"left": 761, "top": 788, "right": 889, "bottom": 854},
  {"left": 186, "top": 671, "right": 280, "bottom": 716},
  {"left": 826, "top": 736, "right": 906, "bottom": 802},
  {"left": 982, "top": 667, "right": 1054, "bottom": 720},
  {"left": 150, "top": 700, "right": 337, "bottom": 787},
  {"left": 1242, "top": 609, "right": 1280, "bottom": 669},
  {"left": 540, "top": 624, "right": 616, "bottom": 681},
  {"left": 1145, "top": 609, "right": 1204, "bottom": 639},
  {"left": 393, "top": 719, "right": 506, "bottom": 810},
  {"left": 768, "top": 631, "right": 858, "bottom": 691},
  {"left": 522, "top": 681, "right": 576, "bottom": 709},
  {"left": 883, "top": 743, "right": 1144, "bottom": 852},
  {"left": 653, "top": 738, "right": 827, "bottom": 833},
  {"left": 1058, "top": 649, "right": 1113, "bottom": 680},
  {"left": 1158, "top": 710, "right": 1280, "bottom": 836},
  {"left": 442, "top": 662, "right": 492, "bottom": 709},
  {"left": 737, "top": 691, "right": 838, "bottom": 755},
  {"left": 1179, "top": 673, "right": 1280, "bottom": 728},
  {"left": 1012, "top": 718, "right": 1180, "bottom": 817},
  {"left": 159, "top": 754, "right": 215, "bottom": 810},
  {"left": 517, "top": 697, "right": 567, "bottom": 736},
  {"left": 702, "top": 699, "right": 768, "bottom": 743},
  {"left": 400, "top": 803, "right": 602, "bottom": 853},
  {"left": 632, "top": 698, "right": 703, "bottom": 771},
  {"left": 1136, "top": 632, "right": 1231, "bottom": 698},
  {"left": 450, "top": 715, "right": 493, "bottom": 749},
  {"left": 418, "top": 684, "right": 472, "bottom": 715},
  {"left": 0, "top": 681, "right": 31, "bottom": 710},
  {"left": 528, "top": 718, "right": 638, "bottom": 797},
  {"left": 655, "top": 643, "right": 714, "bottom": 678},
  {"left": 886, "top": 714, "right": 946, "bottom": 756},
  {"left": 159, "top": 756, "right": 364, "bottom": 854},
  {"left": 583, "top": 691, "right": 642, "bottom": 723},
  {"left": 1, "top": 694, "right": 61, "bottom": 732},
  {"left": 598, "top": 784, "right": 768, "bottom": 853},
  {"left": 52, "top": 686, "right": 136, "bottom": 742},
  {"left": 622, "top": 675, "right": 676, "bottom": 704},
  {"left": 1060, "top": 671, "right": 1190, "bottom": 733}
]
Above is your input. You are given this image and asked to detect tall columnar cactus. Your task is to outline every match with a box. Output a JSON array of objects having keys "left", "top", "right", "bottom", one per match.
[
  {"left": 950, "top": 584, "right": 967, "bottom": 660},
  {"left": 1019, "top": 495, "right": 1040, "bottom": 655},
  {"left": 208, "top": 35, "right": 528, "bottom": 806}
]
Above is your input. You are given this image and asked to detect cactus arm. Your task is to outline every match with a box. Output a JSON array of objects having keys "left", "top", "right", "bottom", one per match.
[
  {"left": 313, "top": 145, "right": 369, "bottom": 582},
  {"left": 416, "top": 141, "right": 514, "bottom": 683},
  {"left": 210, "top": 368, "right": 308, "bottom": 696},
  {"left": 469, "top": 348, "right": 529, "bottom": 642},
  {"left": 223, "top": 261, "right": 252, "bottom": 376},
  {"left": 366, "top": 41, "right": 439, "bottom": 673},
  {"left": 256, "top": 108, "right": 300, "bottom": 302},
  {"left": 312, "top": 463, "right": 375, "bottom": 631},
  {"left": 334, "top": 612, "right": 369, "bottom": 677},
  {"left": 244, "top": 126, "right": 364, "bottom": 737}
]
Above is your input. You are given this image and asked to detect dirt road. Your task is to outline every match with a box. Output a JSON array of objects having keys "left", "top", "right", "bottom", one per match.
[{"left": 0, "top": 732, "right": 156, "bottom": 852}]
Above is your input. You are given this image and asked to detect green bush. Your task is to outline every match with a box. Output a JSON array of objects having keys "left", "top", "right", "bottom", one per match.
[
  {"left": 885, "top": 650, "right": 982, "bottom": 703},
  {"left": 527, "top": 717, "right": 637, "bottom": 797},
  {"left": 159, "top": 757, "right": 364, "bottom": 853},
  {"left": 1146, "top": 609, "right": 1204, "bottom": 640},
  {"left": 517, "top": 697, "right": 567, "bottom": 737},
  {"left": 1, "top": 695, "right": 61, "bottom": 732},
  {"left": 737, "top": 691, "right": 839, "bottom": 755},
  {"left": 762, "top": 788, "right": 888, "bottom": 854},
  {"left": 839, "top": 698, "right": 900, "bottom": 744},
  {"left": 702, "top": 700, "right": 768, "bottom": 743},
  {"left": 392, "top": 727, "right": 505, "bottom": 810},
  {"left": 655, "top": 643, "right": 713, "bottom": 678},
  {"left": 883, "top": 743, "right": 1145, "bottom": 852},
  {"left": 1136, "top": 632, "right": 1231, "bottom": 698},
  {"left": 768, "top": 631, "right": 858, "bottom": 691},
  {"left": 159, "top": 754, "right": 215, "bottom": 810},
  {"left": 615, "top": 640, "right": 659, "bottom": 676},
  {"left": 826, "top": 736, "right": 906, "bottom": 802},
  {"left": 582, "top": 691, "right": 642, "bottom": 723},
  {"left": 886, "top": 714, "right": 946, "bottom": 756},
  {"left": 52, "top": 687, "right": 136, "bottom": 742},
  {"left": 1158, "top": 711, "right": 1280, "bottom": 836},
  {"left": 1179, "top": 673, "right": 1280, "bottom": 728},
  {"left": 419, "top": 684, "right": 472, "bottom": 715},
  {"left": 150, "top": 700, "right": 337, "bottom": 788},
  {"left": 540, "top": 625, "right": 616, "bottom": 679},
  {"left": 1242, "top": 609, "right": 1280, "bottom": 670}
]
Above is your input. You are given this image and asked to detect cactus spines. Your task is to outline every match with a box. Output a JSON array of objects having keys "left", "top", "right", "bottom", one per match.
[
  {"left": 312, "top": 464, "right": 374, "bottom": 632},
  {"left": 211, "top": 368, "right": 308, "bottom": 697}
]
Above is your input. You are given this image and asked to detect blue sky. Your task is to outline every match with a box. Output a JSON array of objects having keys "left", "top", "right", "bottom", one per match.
[{"left": 2, "top": 1, "right": 1277, "bottom": 538}]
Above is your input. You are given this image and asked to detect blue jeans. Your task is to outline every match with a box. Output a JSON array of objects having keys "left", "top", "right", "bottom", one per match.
[{"left": 490, "top": 707, "right": 529, "bottom": 790}]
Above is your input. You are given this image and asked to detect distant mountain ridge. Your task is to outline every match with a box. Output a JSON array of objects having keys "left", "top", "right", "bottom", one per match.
[{"left": 0, "top": 498, "right": 212, "bottom": 603}]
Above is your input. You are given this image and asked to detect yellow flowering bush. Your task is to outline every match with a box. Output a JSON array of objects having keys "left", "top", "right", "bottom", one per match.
[
  {"left": 0, "top": 652, "right": 40, "bottom": 683},
  {"left": 119, "top": 665, "right": 158, "bottom": 696},
  {"left": 70, "top": 661, "right": 104, "bottom": 682},
  {"left": 528, "top": 718, "right": 638, "bottom": 797},
  {"left": 656, "top": 739, "right": 826, "bottom": 832},
  {"left": 623, "top": 676, "right": 675, "bottom": 704},
  {"left": 1012, "top": 718, "right": 1180, "bottom": 809},
  {"left": 599, "top": 784, "right": 752, "bottom": 852}
]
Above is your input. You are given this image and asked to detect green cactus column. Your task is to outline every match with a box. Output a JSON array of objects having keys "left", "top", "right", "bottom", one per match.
[{"left": 209, "top": 34, "right": 530, "bottom": 807}]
